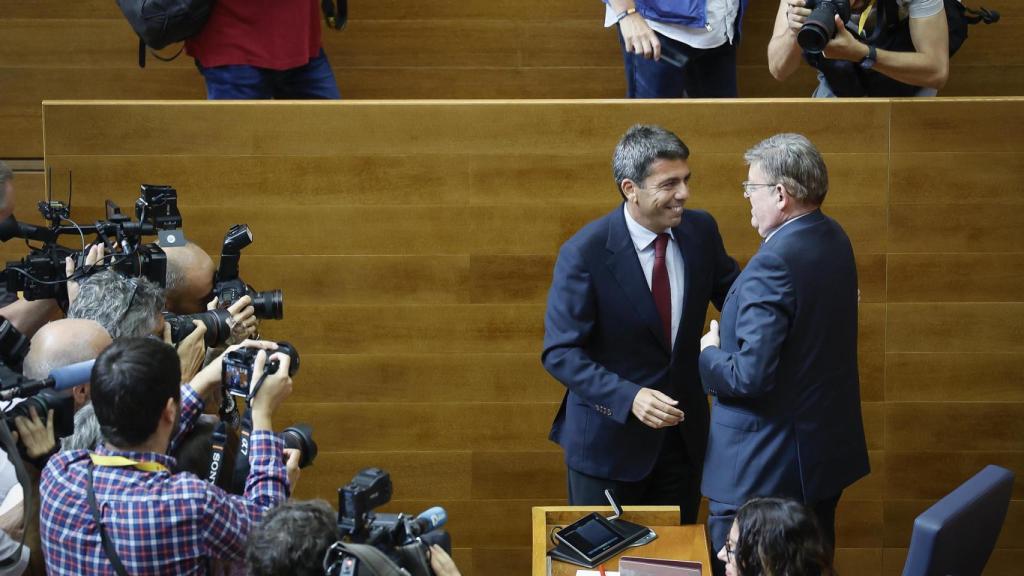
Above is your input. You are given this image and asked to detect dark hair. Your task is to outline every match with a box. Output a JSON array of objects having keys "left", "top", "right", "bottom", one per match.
[
  {"left": 91, "top": 338, "right": 181, "bottom": 448},
  {"left": 246, "top": 499, "right": 338, "bottom": 576},
  {"left": 612, "top": 124, "right": 690, "bottom": 198},
  {"left": 734, "top": 497, "right": 834, "bottom": 576}
]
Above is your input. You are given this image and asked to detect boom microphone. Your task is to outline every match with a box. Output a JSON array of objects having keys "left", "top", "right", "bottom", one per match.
[{"left": 51, "top": 359, "right": 95, "bottom": 391}]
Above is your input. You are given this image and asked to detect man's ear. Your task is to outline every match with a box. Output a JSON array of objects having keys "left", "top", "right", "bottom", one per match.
[
  {"left": 162, "top": 397, "right": 177, "bottom": 425},
  {"left": 72, "top": 384, "right": 90, "bottom": 411},
  {"left": 621, "top": 180, "right": 639, "bottom": 203}
]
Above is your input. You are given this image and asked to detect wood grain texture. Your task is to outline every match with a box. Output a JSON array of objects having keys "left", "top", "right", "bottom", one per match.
[
  {"left": 886, "top": 303, "right": 1024, "bottom": 353},
  {"left": 885, "top": 403, "right": 1024, "bottom": 452},
  {"left": 887, "top": 254, "right": 1024, "bottom": 303},
  {"left": 885, "top": 353, "right": 1024, "bottom": 402}
]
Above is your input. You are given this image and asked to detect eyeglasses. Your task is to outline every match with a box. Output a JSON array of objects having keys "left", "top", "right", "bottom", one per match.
[
  {"left": 741, "top": 181, "right": 777, "bottom": 198},
  {"left": 725, "top": 541, "right": 737, "bottom": 563}
]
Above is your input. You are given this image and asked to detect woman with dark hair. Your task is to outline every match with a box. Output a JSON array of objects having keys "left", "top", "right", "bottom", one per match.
[{"left": 717, "top": 497, "right": 835, "bottom": 576}]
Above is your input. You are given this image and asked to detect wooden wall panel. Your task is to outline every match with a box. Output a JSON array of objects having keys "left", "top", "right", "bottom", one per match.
[{"left": 37, "top": 99, "right": 1024, "bottom": 576}]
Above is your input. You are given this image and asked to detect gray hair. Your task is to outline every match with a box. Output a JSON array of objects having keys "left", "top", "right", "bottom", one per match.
[
  {"left": 612, "top": 125, "right": 690, "bottom": 197},
  {"left": 61, "top": 403, "right": 102, "bottom": 452},
  {"left": 68, "top": 270, "right": 165, "bottom": 339},
  {"left": 0, "top": 161, "right": 12, "bottom": 212},
  {"left": 744, "top": 133, "right": 828, "bottom": 205}
]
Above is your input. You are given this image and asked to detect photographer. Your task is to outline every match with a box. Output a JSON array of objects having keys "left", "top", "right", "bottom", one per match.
[
  {"left": 164, "top": 242, "right": 258, "bottom": 343},
  {"left": 768, "top": 0, "right": 949, "bottom": 96},
  {"left": 39, "top": 337, "right": 297, "bottom": 575},
  {"left": 68, "top": 268, "right": 209, "bottom": 383},
  {"left": 246, "top": 500, "right": 463, "bottom": 576},
  {"left": 14, "top": 319, "right": 113, "bottom": 459},
  {"left": 0, "top": 161, "right": 60, "bottom": 337}
]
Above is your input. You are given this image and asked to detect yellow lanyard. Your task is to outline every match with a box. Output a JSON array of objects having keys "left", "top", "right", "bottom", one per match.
[
  {"left": 89, "top": 453, "right": 169, "bottom": 473},
  {"left": 858, "top": 0, "right": 877, "bottom": 36}
]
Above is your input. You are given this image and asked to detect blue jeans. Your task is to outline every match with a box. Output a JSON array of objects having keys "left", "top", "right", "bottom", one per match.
[
  {"left": 619, "top": 28, "right": 738, "bottom": 98},
  {"left": 198, "top": 49, "right": 341, "bottom": 100}
]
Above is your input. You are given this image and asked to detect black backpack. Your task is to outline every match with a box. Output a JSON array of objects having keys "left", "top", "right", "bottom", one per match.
[{"left": 115, "top": 0, "right": 215, "bottom": 67}]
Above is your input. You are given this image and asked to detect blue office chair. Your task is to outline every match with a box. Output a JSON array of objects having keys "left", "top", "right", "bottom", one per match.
[{"left": 902, "top": 464, "right": 1015, "bottom": 576}]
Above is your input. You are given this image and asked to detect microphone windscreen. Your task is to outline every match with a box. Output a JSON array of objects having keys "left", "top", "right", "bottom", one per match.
[{"left": 51, "top": 359, "right": 95, "bottom": 391}]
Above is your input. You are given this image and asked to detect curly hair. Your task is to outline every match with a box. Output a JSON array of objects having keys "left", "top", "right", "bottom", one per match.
[
  {"left": 246, "top": 499, "right": 338, "bottom": 576},
  {"left": 734, "top": 497, "right": 835, "bottom": 576}
]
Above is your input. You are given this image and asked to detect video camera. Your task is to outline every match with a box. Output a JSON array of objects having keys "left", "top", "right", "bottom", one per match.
[
  {"left": 0, "top": 184, "right": 185, "bottom": 306},
  {"left": 327, "top": 468, "right": 451, "bottom": 576},
  {"left": 163, "top": 223, "right": 284, "bottom": 348}
]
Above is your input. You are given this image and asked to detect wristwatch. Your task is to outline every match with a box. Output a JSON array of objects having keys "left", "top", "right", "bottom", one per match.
[{"left": 859, "top": 45, "right": 877, "bottom": 69}]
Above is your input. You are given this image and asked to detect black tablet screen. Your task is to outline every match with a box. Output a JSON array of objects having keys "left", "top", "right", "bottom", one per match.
[{"left": 558, "top": 515, "right": 624, "bottom": 558}]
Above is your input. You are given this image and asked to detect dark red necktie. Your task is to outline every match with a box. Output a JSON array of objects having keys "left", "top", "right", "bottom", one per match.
[{"left": 653, "top": 233, "right": 672, "bottom": 346}]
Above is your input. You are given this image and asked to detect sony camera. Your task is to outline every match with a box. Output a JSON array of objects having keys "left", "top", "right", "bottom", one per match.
[
  {"left": 215, "top": 224, "right": 283, "bottom": 320},
  {"left": 798, "top": 0, "right": 852, "bottom": 54},
  {"left": 221, "top": 341, "right": 299, "bottom": 397},
  {"left": 328, "top": 468, "right": 451, "bottom": 576}
]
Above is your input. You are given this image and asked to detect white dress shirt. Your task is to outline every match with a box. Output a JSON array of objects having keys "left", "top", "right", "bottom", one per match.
[{"left": 624, "top": 205, "right": 686, "bottom": 349}]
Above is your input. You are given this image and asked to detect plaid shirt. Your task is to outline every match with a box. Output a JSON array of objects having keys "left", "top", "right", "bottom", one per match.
[{"left": 40, "top": 384, "right": 289, "bottom": 575}]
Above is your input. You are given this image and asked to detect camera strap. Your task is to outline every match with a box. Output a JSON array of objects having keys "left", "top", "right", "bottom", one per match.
[
  {"left": 85, "top": 463, "right": 132, "bottom": 576},
  {"left": 230, "top": 409, "right": 253, "bottom": 494},
  {"left": 206, "top": 421, "right": 229, "bottom": 486}
]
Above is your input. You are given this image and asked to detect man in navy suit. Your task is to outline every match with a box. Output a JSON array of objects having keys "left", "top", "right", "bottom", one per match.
[
  {"left": 543, "top": 125, "right": 738, "bottom": 523},
  {"left": 698, "top": 133, "right": 870, "bottom": 571}
]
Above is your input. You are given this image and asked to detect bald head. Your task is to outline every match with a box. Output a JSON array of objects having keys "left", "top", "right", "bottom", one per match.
[
  {"left": 165, "top": 243, "right": 216, "bottom": 314},
  {"left": 24, "top": 319, "right": 112, "bottom": 380}
]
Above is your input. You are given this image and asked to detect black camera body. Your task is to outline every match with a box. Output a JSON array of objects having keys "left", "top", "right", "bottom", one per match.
[
  {"left": 221, "top": 341, "right": 299, "bottom": 397},
  {"left": 163, "top": 308, "right": 233, "bottom": 348},
  {"left": 215, "top": 224, "right": 283, "bottom": 320},
  {"left": 798, "top": 0, "right": 852, "bottom": 53},
  {"left": 2, "top": 184, "right": 183, "bottom": 304},
  {"left": 331, "top": 468, "right": 450, "bottom": 576}
]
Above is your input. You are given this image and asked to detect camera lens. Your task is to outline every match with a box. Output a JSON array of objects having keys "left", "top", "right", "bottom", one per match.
[
  {"left": 797, "top": 0, "right": 850, "bottom": 54},
  {"left": 250, "top": 289, "right": 283, "bottom": 320},
  {"left": 280, "top": 423, "right": 317, "bottom": 468},
  {"left": 164, "top": 309, "right": 233, "bottom": 348}
]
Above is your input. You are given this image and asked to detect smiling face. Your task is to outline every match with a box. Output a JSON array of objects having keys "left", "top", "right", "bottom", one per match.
[{"left": 623, "top": 157, "right": 690, "bottom": 233}]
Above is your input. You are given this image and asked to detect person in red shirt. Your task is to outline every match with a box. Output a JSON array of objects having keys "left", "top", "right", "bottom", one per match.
[{"left": 185, "top": 0, "right": 340, "bottom": 99}]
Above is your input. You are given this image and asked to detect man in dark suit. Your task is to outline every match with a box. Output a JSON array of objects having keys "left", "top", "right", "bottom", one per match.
[
  {"left": 543, "top": 125, "right": 738, "bottom": 523},
  {"left": 698, "top": 133, "right": 870, "bottom": 571}
]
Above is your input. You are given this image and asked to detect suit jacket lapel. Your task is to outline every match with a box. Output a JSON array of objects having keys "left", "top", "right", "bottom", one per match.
[{"left": 605, "top": 206, "right": 671, "bottom": 353}]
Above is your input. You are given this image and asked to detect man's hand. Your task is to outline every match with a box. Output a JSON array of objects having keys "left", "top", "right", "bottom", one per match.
[
  {"left": 13, "top": 407, "right": 55, "bottom": 459},
  {"left": 700, "top": 319, "right": 720, "bottom": 351},
  {"left": 248, "top": 349, "right": 293, "bottom": 432},
  {"left": 631, "top": 388, "right": 684, "bottom": 429},
  {"left": 174, "top": 320, "right": 207, "bottom": 382},
  {"left": 619, "top": 12, "right": 661, "bottom": 60},
  {"left": 429, "top": 544, "right": 462, "bottom": 576},
  {"left": 283, "top": 448, "right": 301, "bottom": 489},
  {"left": 212, "top": 295, "right": 258, "bottom": 343},
  {"left": 823, "top": 14, "right": 870, "bottom": 61},
  {"left": 65, "top": 243, "right": 105, "bottom": 307},
  {"left": 784, "top": 0, "right": 811, "bottom": 32},
  {"left": 188, "top": 339, "right": 279, "bottom": 400}
]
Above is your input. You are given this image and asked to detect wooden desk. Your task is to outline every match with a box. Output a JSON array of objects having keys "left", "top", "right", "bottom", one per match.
[{"left": 532, "top": 506, "right": 711, "bottom": 576}]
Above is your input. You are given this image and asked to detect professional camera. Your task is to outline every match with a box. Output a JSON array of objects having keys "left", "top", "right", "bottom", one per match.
[
  {"left": 798, "top": 0, "right": 852, "bottom": 53},
  {"left": 163, "top": 309, "right": 233, "bottom": 348},
  {"left": 221, "top": 341, "right": 299, "bottom": 397},
  {"left": 280, "top": 423, "right": 318, "bottom": 469},
  {"left": 215, "top": 224, "right": 283, "bottom": 319},
  {"left": 1, "top": 184, "right": 185, "bottom": 304},
  {"left": 328, "top": 468, "right": 451, "bottom": 576}
]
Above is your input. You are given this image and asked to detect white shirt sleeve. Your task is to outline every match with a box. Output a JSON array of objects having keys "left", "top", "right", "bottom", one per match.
[{"left": 903, "top": 0, "right": 945, "bottom": 19}]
